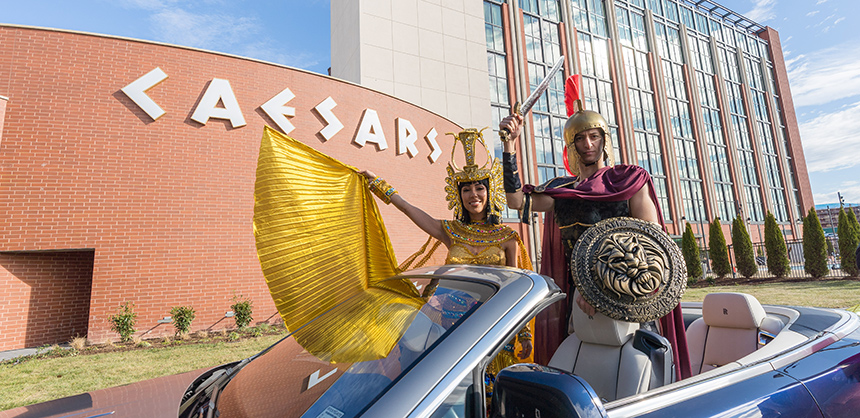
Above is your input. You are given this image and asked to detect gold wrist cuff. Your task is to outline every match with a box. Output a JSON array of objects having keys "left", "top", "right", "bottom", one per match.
[{"left": 369, "top": 177, "right": 398, "bottom": 204}]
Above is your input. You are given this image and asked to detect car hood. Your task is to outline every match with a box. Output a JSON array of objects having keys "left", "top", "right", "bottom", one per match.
[{"left": 0, "top": 368, "right": 204, "bottom": 418}]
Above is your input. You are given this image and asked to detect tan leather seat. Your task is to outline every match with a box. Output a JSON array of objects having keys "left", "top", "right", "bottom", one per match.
[
  {"left": 548, "top": 291, "right": 673, "bottom": 402},
  {"left": 687, "top": 292, "right": 782, "bottom": 375}
]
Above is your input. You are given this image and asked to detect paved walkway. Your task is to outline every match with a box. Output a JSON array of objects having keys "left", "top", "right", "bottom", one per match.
[{"left": 0, "top": 347, "right": 39, "bottom": 362}]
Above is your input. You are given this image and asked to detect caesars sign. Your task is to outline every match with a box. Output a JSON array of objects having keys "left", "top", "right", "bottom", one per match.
[{"left": 121, "top": 67, "right": 444, "bottom": 163}]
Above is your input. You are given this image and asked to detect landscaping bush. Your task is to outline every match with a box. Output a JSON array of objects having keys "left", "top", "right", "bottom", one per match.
[
  {"left": 803, "top": 208, "right": 829, "bottom": 278},
  {"left": 709, "top": 218, "right": 731, "bottom": 279},
  {"left": 732, "top": 216, "right": 757, "bottom": 279},
  {"left": 109, "top": 301, "right": 137, "bottom": 343},
  {"left": 231, "top": 294, "right": 254, "bottom": 329},
  {"left": 764, "top": 212, "right": 790, "bottom": 278},
  {"left": 838, "top": 208, "right": 860, "bottom": 277},
  {"left": 170, "top": 306, "right": 196, "bottom": 337},
  {"left": 681, "top": 223, "right": 703, "bottom": 279}
]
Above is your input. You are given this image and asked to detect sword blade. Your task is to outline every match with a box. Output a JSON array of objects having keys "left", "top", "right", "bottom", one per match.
[{"left": 519, "top": 55, "right": 565, "bottom": 116}]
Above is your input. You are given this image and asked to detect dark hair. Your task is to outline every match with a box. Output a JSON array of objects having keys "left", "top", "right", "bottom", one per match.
[{"left": 457, "top": 179, "right": 500, "bottom": 224}]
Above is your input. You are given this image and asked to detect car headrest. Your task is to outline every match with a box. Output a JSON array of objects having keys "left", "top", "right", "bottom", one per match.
[
  {"left": 702, "top": 292, "right": 766, "bottom": 329},
  {"left": 400, "top": 311, "right": 443, "bottom": 352},
  {"left": 570, "top": 290, "right": 638, "bottom": 346}
]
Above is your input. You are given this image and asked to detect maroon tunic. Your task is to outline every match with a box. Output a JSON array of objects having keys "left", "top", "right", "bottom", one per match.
[{"left": 524, "top": 165, "right": 692, "bottom": 380}]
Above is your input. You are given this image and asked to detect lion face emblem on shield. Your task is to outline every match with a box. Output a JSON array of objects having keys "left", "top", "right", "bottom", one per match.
[{"left": 595, "top": 233, "right": 667, "bottom": 300}]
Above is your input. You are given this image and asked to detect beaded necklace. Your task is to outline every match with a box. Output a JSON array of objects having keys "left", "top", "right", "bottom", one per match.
[{"left": 443, "top": 220, "right": 516, "bottom": 246}]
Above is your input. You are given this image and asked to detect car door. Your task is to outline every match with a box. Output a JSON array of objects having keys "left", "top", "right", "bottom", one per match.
[{"left": 610, "top": 366, "right": 823, "bottom": 418}]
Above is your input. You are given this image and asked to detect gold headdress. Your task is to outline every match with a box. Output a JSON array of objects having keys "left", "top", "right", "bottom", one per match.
[
  {"left": 562, "top": 75, "right": 615, "bottom": 176},
  {"left": 444, "top": 128, "right": 506, "bottom": 223}
]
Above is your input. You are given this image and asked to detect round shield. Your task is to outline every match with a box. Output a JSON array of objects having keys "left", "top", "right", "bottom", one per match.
[{"left": 571, "top": 217, "right": 686, "bottom": 323}]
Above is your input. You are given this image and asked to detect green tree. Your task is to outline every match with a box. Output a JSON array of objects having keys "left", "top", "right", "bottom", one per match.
[
  {"left": 709, "top": 218, "right": 731, "bottom": 279},
  {"left": 732, "top": 216, "right": 757, "bottom": 278},
  {"left": 838, "top": 208, "right": 860, "bottom": 276},
  {"left": 230, "top": 294, "right": 254, "bottom": 329},
  {"left": 170, "top": 306, "right": 196, "bottom": 337},
  {"left": 764, "top": 212, "right": 791, "bottom": 278},
  {"left": 109, "top": 302, "right": 137, "bottom": 343},
  {"left": 682, "top": 223, "right": 703, "bottom": 280},
  {"left": 803, "top": 207, "right": 829, "bottom": 278},
  {"left": 849, "top": 209, "right": 860, "bottom": 276}
]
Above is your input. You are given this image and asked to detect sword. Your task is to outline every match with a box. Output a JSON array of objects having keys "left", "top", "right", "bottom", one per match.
[{"left": 500, "top": 55, "right": 565, "bottom": 142}]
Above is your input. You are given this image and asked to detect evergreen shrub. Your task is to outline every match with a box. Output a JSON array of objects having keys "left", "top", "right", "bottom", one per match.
[
  {"left": 803, "top": 208, "right": 829, "bottom": 278},
  {"left": 764, "top": 212, "right": 790, "bottom": 278},
  {"left": 732, "top": 216, "right": 757, "bottom": 279},
  {"left": 709, "top": 218, "right": 732, "bottom": 279},
  {"left": 838, "top": 209, "right": 860, "bottom": 276},
  {"left": 682, "top": 223, "right": 703, "bottom": 279}
]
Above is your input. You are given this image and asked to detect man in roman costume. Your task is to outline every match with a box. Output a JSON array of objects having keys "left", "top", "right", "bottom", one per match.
[{"left": 499, "top": 75, "right": 691, "bottom": 380}]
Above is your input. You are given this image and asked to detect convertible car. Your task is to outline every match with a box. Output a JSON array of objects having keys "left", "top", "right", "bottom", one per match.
[{"left": 5, "top": 265, "right": 860, "bottom": 417}]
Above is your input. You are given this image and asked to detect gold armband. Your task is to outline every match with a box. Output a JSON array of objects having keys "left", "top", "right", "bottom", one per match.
[{"left": 368, "top": 177, "right": 398, "bottom": 204}]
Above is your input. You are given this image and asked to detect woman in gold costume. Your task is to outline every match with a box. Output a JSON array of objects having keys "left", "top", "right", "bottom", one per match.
[{"left": 361, "top": 128, "right": 533, "bottom": 400}]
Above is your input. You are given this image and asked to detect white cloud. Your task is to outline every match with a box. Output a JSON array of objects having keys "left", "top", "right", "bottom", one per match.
[
  {"left": 238, "top": 42, "right": 321, "bottom": 70},
  {"left": 786, "top": 43, "right": 860, "bottom": 107},
  {"left": 806, "top": 10, "right": 820, "bottom": 17},
  {"left": 816, "top": 0, "right": 828, "bottom": 4},
  {"left": 799, "top": 101, "right": 860, "bottom": 175},
  {"left": 110, "top": 1, "right": 324, "bottom": 71},
  {"left": 150, "top": 9, "right": 259, "bottom": 50},
  {"left": 743, "top": 0, "right": 778, "bottom": 23},
  {"left": 814, "top": 182, "right": 860, "bottom": 205}
]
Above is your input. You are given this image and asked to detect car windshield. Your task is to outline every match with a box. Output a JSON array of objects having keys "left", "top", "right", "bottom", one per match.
[{"left": 215, "top": 276, "right": 496, "bottom": 418}]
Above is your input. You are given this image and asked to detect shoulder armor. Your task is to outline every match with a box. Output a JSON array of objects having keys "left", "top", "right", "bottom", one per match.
[{"left": 535, "top": 176, "right": 578, "bottom": 193}]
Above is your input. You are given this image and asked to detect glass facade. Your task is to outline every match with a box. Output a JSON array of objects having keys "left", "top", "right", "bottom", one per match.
[
  {"left": 688, "top": 28, "right": 737, "bottom": 222},
  {"left": 744, "top": 46, "right": 788, "bottom": 222},
  {"left": 654, "top": 13, "right": 706, "bottom": 223},
  {"left": 484, "top": 0, "right": 520, "bottom": 221},
  {"left": 521, "top": 0, "right": 568, "bottom": 184},
  {"left": 480, "top": 0, "right": 802, "bottom": 233},
  {"left": 616, "top": 3, "right": 672, "bottom": 221},
  {"left": 570, "top": 0, "right": 622, "bottom": 164}
]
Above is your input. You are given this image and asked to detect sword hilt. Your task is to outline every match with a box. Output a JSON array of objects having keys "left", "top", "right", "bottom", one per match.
[{"left": 500, "top": 102, "right": 522, "bottom": 143}]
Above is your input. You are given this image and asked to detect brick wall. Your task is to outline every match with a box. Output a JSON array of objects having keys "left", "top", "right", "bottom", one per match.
[
  {"left": 0, "top": 25, "right": 465, "bottom": 349},
  {"left": 0, "top": 251, "right": 94, "bottom": 349}
]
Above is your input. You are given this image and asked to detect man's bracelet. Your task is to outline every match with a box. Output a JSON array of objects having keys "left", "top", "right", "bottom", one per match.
[
  {"left": 503, "top": 152, "right": 522, "bottom": 193},
  {"left": 368, "top": 177, "right": 398, "bottom": 204}
]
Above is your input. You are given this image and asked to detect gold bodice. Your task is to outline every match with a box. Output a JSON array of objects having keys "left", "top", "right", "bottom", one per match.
[
  {"left": 446, "top": 243, "right": 506, "bottom": 266},
  {"left": 441, "top": 220, "right": 517, "bottom": 267}
]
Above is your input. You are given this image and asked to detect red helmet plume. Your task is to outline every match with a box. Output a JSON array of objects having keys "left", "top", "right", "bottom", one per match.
[{"left": 564, "top": 74, "right": 581, "bottom": 117}]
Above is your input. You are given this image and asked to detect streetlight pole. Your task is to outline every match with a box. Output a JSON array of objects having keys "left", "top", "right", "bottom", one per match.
[
  {"left": 756, "top": 222, "right": 762, "bottom": 245},
  {"left": 746, "top": 216, "right": 753, "bottom": 243}
]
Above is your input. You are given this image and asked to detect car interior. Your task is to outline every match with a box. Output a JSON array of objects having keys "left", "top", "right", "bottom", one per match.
[
  {"left": 546, "top": 291, "right": 796, "bottom": 404},
  {"left": 547, "top": 290, "right": 674, "bottom": 402}
]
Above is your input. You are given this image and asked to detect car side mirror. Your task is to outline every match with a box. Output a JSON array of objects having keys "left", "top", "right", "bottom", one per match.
[{"left": 490, "top": 364, "right": 608, "bottom": 418}]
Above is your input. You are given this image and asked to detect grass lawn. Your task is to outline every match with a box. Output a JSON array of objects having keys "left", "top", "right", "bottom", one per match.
[
  {"left": 683, "top": 279, "right": 860, "bottom": 309},
  {"left": 2, "top": 279, "right": 859, "bottom": 412},
  {"left": 0, "top": 334, "right": 284, "bottom": 411}
]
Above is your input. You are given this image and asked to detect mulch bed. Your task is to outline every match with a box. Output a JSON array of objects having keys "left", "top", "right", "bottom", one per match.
[{"left": 2, "top": 326, "right": 288, "bottom": 365}]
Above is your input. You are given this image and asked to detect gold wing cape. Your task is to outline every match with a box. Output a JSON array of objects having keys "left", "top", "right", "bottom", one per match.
[{"left": 254, "top": 126, "right": 424, "bottom": 363}]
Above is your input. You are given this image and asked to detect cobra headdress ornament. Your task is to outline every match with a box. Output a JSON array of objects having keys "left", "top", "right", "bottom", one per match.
[
  {"left": 563, "top": 75, "right": 615, "bottom": 176},
  {"left": 444, "top": 128, "right": 506, "bottom": 224}
]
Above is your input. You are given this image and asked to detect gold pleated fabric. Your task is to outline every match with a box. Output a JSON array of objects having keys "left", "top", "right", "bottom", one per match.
[{"left": 254, "top": 127, "right": 424, "bottom": 363}]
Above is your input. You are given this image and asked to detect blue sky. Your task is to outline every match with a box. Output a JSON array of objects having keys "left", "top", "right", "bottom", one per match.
[{"left": 2, "top": 0, "right": 858, "bottom": 206}]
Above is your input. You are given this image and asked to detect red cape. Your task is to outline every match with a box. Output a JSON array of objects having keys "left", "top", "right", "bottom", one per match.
[{"left": 528, "top": 165, "right": 692, "bottom": 380}]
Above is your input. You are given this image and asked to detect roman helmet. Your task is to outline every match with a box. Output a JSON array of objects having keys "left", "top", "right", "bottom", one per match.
[{"left": 562, "top": 75, "right": 615, "bottom": 176}]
